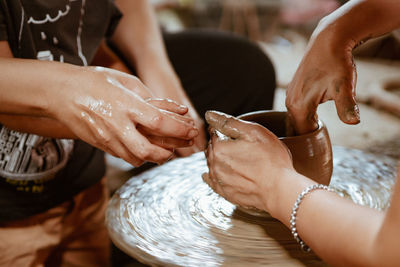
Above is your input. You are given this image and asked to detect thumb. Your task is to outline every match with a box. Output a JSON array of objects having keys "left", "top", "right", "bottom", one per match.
[
  {"left": 205, "top": 110, "right": 270, "bottom": 142},
  {"left": 333, "top": 79, "right": 360, "bottom": 125},
  {"left": 205, "top": 110, "right": 242, "bottom": 139}
]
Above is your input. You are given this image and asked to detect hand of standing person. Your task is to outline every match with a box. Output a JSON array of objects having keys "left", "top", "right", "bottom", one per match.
[
  {"left": 203, "top": 110, "right": 295, "bottom": 212},
  {"left": 286, "top": 0, "right": 400, "bottom": 134}
]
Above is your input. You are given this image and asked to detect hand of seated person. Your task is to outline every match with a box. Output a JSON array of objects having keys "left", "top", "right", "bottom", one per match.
[{"left": 202, "top": 110, "right": 294, "bottom": 213}]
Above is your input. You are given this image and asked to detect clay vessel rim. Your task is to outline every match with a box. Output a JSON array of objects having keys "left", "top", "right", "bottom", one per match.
[{"left": 237, "top": 110, "right": 325, "bottom": 140}]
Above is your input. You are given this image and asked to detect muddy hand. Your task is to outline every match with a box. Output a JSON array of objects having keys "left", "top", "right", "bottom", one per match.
[
  {"left": 285, "top": 33, "right": 360, "bottom": 135},
  {"left": 202, "top": 110, "right": 293, "bottom": 211},
  {"left": 53, "top": 66, "right": 198, "bottom": 167},
  {"left": 175, "top": 109, "right": 206, "bottom": 157},
  {"left": 137, "top": 98, "right": 196, "bottom": 150}
]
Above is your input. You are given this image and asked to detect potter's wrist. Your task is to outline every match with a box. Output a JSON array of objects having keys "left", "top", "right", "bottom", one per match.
[
  {"left": 313, "top": 12, "right": 370, "bottom": 54},
  {"left": 29, "top": 61, "right": 81, "bottom": 119},
  {"left": 310, "top": 23, "right": 353, "bottom": 58},
  {"left": 48, "top": 64, "right": 88, "bottom": 120},
  {"left": 267, "top": 169, "right": 316, "bottom": 226},
  {"left": 261, "top": 168, "right": 296, "bottom": 215}
]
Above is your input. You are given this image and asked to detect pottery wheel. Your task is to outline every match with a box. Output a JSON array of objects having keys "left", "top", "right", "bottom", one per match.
[{"left": 106, "top": 146, "right": 398, "bottom": 267}]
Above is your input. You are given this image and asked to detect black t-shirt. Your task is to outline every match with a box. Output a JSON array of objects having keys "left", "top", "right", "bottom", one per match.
[{"left": 0, "top": 0, "right": 121, "bottom": 222}]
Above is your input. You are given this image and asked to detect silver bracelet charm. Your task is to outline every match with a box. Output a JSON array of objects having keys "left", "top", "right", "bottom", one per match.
[{"left": 290, "top": 184, "right": 335, "bottom": 252}]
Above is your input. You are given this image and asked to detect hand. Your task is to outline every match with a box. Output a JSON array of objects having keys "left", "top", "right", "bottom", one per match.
[
  {"left": 51, "top": 66, "right": 198, "bottom": 167},
  {"left": 174, "top": 106, "right": 206, "bottom": 157},
  {"left": 140, "top": 68, "right": 207, "bottom": 157},
  {"left": 202, "top": 111, "right": 294, "bottom": 212},
  {"left": 285, "top": 30, "right": 360, "bottom": 134},
  {"left": 138, "top": 98, "right": 196, "bottom": 150}
]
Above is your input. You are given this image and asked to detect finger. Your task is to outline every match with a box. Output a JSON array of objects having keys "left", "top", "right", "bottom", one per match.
[
  {"left": 175, "top": 127, "right": 207, "bottom": 157},
  {"left": 201, "top": 172, "right": 213, "bottom": 188},
  {"left": 193, "top": 124, "right": 207, "bottom": 151},
  {"left": 137, "top": 124, "right": 195, "bottom": 148},
  {"left": 132, "top": 103, "right": 199, "bottom": 141},
  {"left": 111, "top": 121, "right": 174, "bottom": 165},
  {"left": 175, "top": 146, "right": 198, "bottom": 157},
  {"left": 205, "top": 140, "right": 227, "bottom": 194},
  {"left": 205, "top": 110, "right": 263, "bottom": 141},
  {"left": 159, "top": 109, "right": 195, "bottom": 126},
  {"left": 145, "top": 134, "right": 194, "bottom": 149},
  {"left": 202, "top": 172, "right": 221, "bottom": 194},
  {"left": 332, "top": 78, "right": 360, "bottom": 125},
  {"left": 286, "top": 96, "right": 319, "bottom": 135},
  {"left": 78, "top": 113, "right": 145, "bottom": 167},
  {"left": 146, "top": 98, "right": 188, "bottom": 115}
]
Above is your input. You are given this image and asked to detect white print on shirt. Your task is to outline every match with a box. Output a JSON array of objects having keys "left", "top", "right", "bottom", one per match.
[
  {"left": 27, "top": 4, "right": 71, "bottom": 24},
  {"left": 20, "top": 0, "right": 88, "bottom": 65},
  {"left": 0, "top": 128, "right": 73, "bottom": 182}
]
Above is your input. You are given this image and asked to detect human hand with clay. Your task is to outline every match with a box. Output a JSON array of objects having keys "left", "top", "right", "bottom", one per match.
[
  {"left": 0, "top": 57, "right": 198, "bottom": 167},
  {"left": 204, "top": 1, "right": 400, "bottom": 266},
  {"left": 286, "top": 0, "right": 400, "bottom": 134},
  {"left": 141, "top": 71, "right": 207, "bottom": 158},
  {"left": 203, "top": 111, "right": 400, "bottom": 266},
  {"left": 202, "top": 110, "right": 299, "bottom": 213}
]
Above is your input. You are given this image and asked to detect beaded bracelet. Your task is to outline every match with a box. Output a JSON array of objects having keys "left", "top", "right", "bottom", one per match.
[{"left": 289, "top": 184, "right": 335, "bottom": 252}]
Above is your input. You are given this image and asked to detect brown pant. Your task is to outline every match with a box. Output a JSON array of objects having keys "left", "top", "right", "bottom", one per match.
[{"left": 0, "top": 178, "right": 110, "bottom": 267}]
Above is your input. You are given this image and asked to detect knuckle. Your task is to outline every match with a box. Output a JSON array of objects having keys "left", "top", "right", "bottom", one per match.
[
  {"left": 285, "top": 99, "right": 303, "bottom": 114},
  {"left": 99, "top": 133, "right": 112, "bottom": 145},
  {"left": 136, "top": 149, "right": 152, "bottom": 161},
  {"left": 148, "top": 114, "right": 163, "bottom": 130},
  {"left": 131, "top": 159, "right": 144, "bottom": 167},
  {"left": 285, "top": 97, "right": 297, "bottom": 111},
  {"left": 92, "top": 130, "right": 112, "bottom": 149}
]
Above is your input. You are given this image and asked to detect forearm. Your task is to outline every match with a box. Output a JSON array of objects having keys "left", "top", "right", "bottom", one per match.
[
  {"left": 0, "top": 41, "right": 81, "bottom": 138},
  {"left": 314, "top": 0, "right": 400, "bottom": 51},
  {"left": 111, "top": 0, "right": 187, "bottom": 101},
  {"left": 0, "top": 58, "right": 79, "bottom": 118},
  {"left": 0, "top": 115, "right": 76, "bottom": 138},
  {"left": 269, "top": 170, "right": 397, "bottom": 266},
  {"left": 112, "top": 0, "right": 172, "bottom": 79}
]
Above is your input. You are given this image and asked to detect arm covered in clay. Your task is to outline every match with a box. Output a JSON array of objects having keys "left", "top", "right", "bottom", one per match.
[
  {"left": 0, "top": 41, "right": 198, "bottom": 166},
  {"left": 203, "top": 110, "right": 400, "bottom": 266},
  {"left": 110, "top": 0, "right": 206, "bottom": 156},
  {"left": 286, "top": 0, "right": 400, "bottom": 134}
]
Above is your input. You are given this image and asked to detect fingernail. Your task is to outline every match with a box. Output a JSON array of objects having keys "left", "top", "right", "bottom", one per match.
[
  {"left": 188, "top": 129, "right": 199, "bottom": 138},
  {"left": 346, "top": 105, "right": 360, "bottom": 123}
]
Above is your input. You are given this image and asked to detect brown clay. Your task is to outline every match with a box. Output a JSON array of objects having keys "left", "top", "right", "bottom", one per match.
[{"left": 237, "top": 110, "right": 333, "bottom": 185}]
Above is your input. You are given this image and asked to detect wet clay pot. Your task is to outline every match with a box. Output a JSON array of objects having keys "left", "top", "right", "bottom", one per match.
[{"left": 237, "top": 110, "right": 333, "bottom": 185}]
